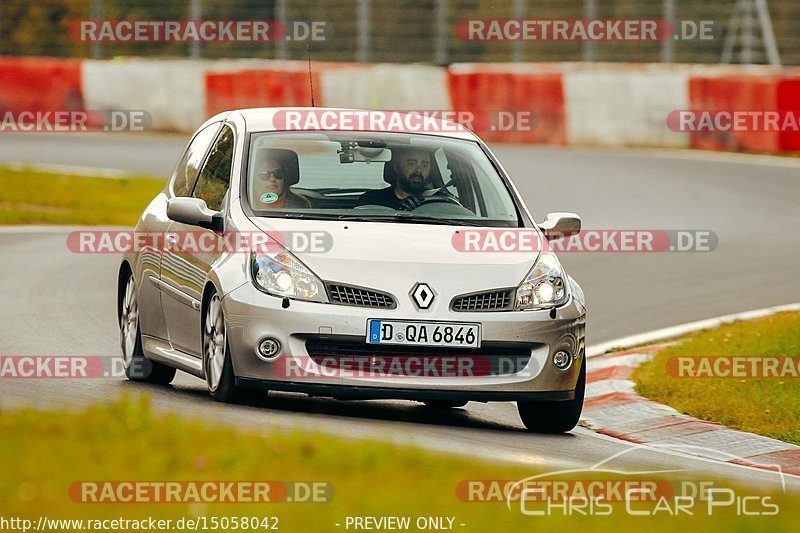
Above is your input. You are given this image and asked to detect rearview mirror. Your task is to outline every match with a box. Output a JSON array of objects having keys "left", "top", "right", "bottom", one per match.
[
  {"left": 338, "top": 140, "right": 392, "bottom": 163},
  {"left": 539, "top": 212, "right": 581, "bottom": 241},
  {"left": 167, "top": 197, "right": 222, "bottom": 231}
]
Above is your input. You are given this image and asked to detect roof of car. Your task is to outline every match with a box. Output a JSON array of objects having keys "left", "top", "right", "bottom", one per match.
[{"left": 225, "top": 107, "right": 481, "bottom": 141}]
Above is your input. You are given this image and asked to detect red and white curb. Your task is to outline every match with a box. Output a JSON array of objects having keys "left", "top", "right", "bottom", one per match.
[{"left": 582, "top": 303, "right": 800, "bottom": 477}]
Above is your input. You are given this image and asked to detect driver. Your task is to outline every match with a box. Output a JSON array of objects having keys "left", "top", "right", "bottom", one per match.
[{"left": 355, "top": 147, "right": 432, "bottom": 210}]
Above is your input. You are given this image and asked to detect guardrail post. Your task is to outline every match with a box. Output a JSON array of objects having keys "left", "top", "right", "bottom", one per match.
[
  {"left": 357, "top": 0, "right": 370, "bottom": 63},
  {"left": 189, "top": 0, "right": 202, "bottom": 59},
  {"left": 582, "top": 0, "right": 596, "bottom": 62},
  {"left": 434, "top": 0, "right": 448, "bottom": 65},
  {"left": 91, "top": 0, "right": 102, "bottom": 59},
  {"left": 276, "top": 0, "right": 288, "bottom": 60},
  {"left": 511, "top": 0, "right": 524, "bottom": 62},
  {"left": 661, "top": 0, "right": 675, "bottom": 63}
]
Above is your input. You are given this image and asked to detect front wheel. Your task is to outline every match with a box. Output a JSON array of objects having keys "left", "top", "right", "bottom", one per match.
[
  {"left": 203, "top": 291, "right": 243, "bottom": 402},
  {"left": 120, "top": 274, "right": 176, "bottom": 384},
  {"left": 517, "top": 360, "right": 585, "bottom": 433}
]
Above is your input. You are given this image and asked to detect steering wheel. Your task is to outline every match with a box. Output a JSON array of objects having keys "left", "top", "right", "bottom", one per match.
[{"left": 414, "top": 194, "right": 463, "bottom": 207}]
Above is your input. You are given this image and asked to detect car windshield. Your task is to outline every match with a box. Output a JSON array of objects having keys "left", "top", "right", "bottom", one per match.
[{"left": 245, "top": 131, "right": 521, "bottom": 227}]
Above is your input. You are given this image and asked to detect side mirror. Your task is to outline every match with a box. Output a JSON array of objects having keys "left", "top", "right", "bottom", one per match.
[
  {"left": 167, "top": 197, "right": 222, "bottom": 231},
  {"left": 539, "top": 212, "right": 581, "bottom": 241}
]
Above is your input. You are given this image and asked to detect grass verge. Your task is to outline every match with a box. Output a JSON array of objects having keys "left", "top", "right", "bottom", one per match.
[
  {"left": 0, "top": 395, "right": 796, "bottom": 531},
  {"left": 0, "top": 164, "right": 164, "bottom": 225},
  {"left": 633, "top": 311, "right": 800, "bottom": 445}
]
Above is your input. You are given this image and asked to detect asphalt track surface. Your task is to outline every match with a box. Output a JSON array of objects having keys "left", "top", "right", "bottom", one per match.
[{"left": 1, "top": 133, "right": 799, "bottom": 491}]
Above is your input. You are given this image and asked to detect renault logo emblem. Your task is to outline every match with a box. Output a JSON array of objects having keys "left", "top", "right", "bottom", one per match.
[{"left": 411, "top": 283, "right": 435, "bottom": 309}]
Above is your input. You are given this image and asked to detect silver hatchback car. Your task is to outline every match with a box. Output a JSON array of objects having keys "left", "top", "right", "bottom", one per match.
[{"left": 118, "top": 107, "right": 586, "bottom": 433}]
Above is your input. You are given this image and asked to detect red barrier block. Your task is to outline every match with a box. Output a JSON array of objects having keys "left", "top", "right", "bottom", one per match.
[
  {"left": 0, "top": 57, "right": 83, "bottom": 113},
  {"left": 447, "top": 69, "right": 565, "bottom": 145},
  {"left": 206, "top": 69, "right": 322, "bottom": 117},
  {"left": 777, "top": 77, "right": 800, "bottom": 151},
  {"left": 688, "top": 74, "right": 780, "bottom": 153}
]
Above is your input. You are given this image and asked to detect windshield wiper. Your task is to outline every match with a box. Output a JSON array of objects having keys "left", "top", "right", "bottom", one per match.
[
  {"left": 259, "top": 212, "right": 345, "bottom": 220},
  {"left": 255, "top": 212, "right": 502, "bottom": 227},
  {"left": 339, "top": 214, "right": 483, "bottom": 226}
]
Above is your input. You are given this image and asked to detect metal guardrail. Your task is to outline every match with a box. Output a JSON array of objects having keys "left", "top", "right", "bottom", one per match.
[{"left": 0, "top": 0, "right": 794, "bottom": 65}]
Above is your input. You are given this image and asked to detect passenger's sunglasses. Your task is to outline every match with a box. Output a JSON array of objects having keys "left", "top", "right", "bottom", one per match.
[{"left": 258, "top": 169, "right": 286, "bottom": 181}]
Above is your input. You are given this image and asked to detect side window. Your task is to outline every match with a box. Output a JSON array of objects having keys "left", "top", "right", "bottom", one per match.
[
  {"left": 192, "top": 125, "right": 234, "bottom": 211},
  {"left": 171, "top": 123, "right": 220, "bottom": 197}
]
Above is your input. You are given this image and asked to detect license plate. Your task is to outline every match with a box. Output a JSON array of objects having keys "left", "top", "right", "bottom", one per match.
[{"left": 367, "top": 320, "right": 481, "bottom": 348}]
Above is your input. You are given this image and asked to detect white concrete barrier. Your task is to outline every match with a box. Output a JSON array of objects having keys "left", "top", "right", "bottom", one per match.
[
  {"left": 82, "top": 58, "right": 210, "bottom": 132},
  {"left": 319, "top": 64, "right": 452, "bottom": 110},
  {"left": 564, "top": 66, "right": 690, "bottom": 148},
  {"left": 81, "top": 58, "right": 276, "bottom": 132}
]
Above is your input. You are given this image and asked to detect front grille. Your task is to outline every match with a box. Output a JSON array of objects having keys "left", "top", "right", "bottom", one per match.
[
  {"left": 327, "top": 283, "right": 396, "bottom": 309},
  {"left": 305, "top": 338, "right": 531, "bottom": 376},
  {"left": 452, "top": 289, "right": 514, "bottom": 312}
]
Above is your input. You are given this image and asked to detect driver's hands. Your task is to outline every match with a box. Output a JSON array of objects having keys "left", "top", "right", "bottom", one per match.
[
  {"left": 436, "top": 189, "right": 460, "bottom": 201},
  {"left": 399, "top": 194, "right": 425, "bottom": 211}
]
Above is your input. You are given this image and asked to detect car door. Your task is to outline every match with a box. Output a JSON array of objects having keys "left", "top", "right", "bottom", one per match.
[
  {"left": 161, "top": 124, "right": 235, "bottom": 356},
  {"left": 138, "top": 121, "right": 221, "bottom": 341}
]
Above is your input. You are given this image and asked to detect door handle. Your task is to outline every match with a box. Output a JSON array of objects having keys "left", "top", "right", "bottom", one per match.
[{"left": 164, "top": 233, "right": 177, "bottom": 248}]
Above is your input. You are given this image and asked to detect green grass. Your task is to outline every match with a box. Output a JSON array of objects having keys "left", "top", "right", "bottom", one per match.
[
  {"left": 633, "top": 312, "right": 800, "bottom": 445},
  {"left": 0, "top": 395, "right": 797, "bottom": 531},
  {"left": 0, "top": 164, "right": 165, "bottom": 226}
]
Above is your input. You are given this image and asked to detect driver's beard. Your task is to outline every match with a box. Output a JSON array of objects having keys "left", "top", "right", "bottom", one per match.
[{"left": 398, "top": 173, "right": 427, "bottom": 195}]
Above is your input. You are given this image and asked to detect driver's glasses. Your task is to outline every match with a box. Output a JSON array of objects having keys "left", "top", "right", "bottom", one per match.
[{"left": 259, "top": 168, "right": 286, "bottom": 181}]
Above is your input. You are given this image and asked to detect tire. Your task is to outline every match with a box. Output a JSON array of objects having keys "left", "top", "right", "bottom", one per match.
[
  {"left": 203, "top": 291, "right": 244, "bottom": 402},
  {"left": 517, "top": 359, "right": 585, "bottom": 433},
  {"left": 423, "top": 400, "right": 468, "bottom": 409},
  {"left": 120, "top": 274, "right": 176, "bottom": 384}
]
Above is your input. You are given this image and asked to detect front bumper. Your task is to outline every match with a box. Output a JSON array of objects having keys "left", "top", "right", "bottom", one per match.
[{"left": 222, "top": 281, "right": 586, "bottom": 401}]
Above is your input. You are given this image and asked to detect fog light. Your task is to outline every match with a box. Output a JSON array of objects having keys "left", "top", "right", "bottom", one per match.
[
  {"left": 553, "top": 350, "right": 572, "bottom": 370},
  {"left": 257, "top": 338, "right": 281, "bottom": 361}
]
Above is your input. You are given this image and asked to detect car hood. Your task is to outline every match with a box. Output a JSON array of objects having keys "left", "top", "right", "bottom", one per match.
[{"left": 246, "top": 217, "right": 541, "bottom": 300}]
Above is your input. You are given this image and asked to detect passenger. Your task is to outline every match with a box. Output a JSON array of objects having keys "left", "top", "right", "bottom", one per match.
[{"left": 254, "top": 153, "right": 310, "bottom": 209}]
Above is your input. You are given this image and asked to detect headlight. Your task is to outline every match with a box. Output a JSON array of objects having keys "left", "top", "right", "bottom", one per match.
[
  {"left": 515, "top": 252, "right": 568, "bottom": 310},
  {"left": 252, "top": 250, "right": 328, "bottom": 303}
]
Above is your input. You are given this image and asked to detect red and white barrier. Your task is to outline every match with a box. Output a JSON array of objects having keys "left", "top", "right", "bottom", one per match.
[
  {"left": 448, "top": 63, "right": 565, "bottom": 144},
  {"left": 3, "top": 56, "right": 800, "bottom": 155},
  {"left": 0, "top": 57, "right": 83, "bottom": 114},
  {"left": 206, "top": 62, "right": 324, "bottom": 117},
  {"left": 685, "top": 66, "right": 800, "bottom": 153}
]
